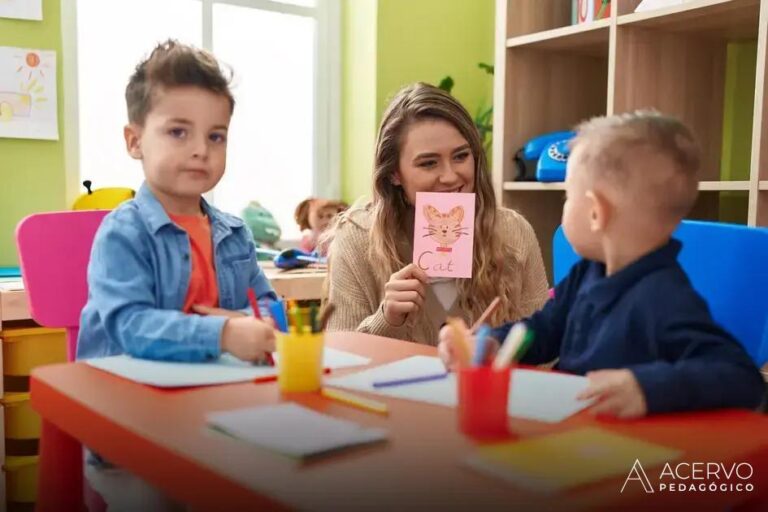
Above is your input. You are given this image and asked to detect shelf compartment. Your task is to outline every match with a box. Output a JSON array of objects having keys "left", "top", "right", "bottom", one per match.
[
  {"left": 506, "top": 19, "right": 610, "bottom": 57},
  {"left": 617, "top": 0, "right": 760, "bottom": 40}
]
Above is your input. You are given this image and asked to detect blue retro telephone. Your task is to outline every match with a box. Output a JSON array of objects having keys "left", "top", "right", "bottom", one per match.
[
  {"left": 514, "top": 130, "right": 574, "bottom": 182},
  {"left": 537, "top": 139, "right": 571, "bottom": 182}
]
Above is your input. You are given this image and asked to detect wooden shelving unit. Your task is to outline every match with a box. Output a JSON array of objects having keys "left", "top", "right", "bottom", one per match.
[{"left": 493, "top": 0, "right": 768, "bottom": 279}]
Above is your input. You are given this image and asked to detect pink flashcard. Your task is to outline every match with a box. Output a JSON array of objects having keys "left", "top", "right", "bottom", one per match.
[{"left": 413, "top": 192, "right": 475, "bottom": 278}]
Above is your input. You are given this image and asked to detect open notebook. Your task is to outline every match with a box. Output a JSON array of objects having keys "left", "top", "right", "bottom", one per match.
[
  {"left": 208, "top": 403, "right": 387, "bottom": 459},
  {"left": 86, "top": 348, "right": 370, "bottom": 388},
  {"left": 326, "top": 355, "right": 593, "bottom": 423}
]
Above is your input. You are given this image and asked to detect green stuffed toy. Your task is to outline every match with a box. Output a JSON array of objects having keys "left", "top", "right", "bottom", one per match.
[{"left": 241, "top": 201, "right": 282, "bottom": 259}]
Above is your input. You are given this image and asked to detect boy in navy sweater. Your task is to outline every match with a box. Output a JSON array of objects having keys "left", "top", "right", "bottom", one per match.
[{"left": 439, "top": 111, "right": 765, "bottom": 418}]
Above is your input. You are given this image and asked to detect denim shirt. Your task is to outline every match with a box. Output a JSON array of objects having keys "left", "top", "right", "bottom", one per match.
[{"left": 77, "top": 183, "right": 277, "bottom": 362}]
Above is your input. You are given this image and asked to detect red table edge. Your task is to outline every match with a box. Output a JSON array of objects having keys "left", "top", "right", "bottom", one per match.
[{"left": 31, "top": 372, "right": 290, "bottom": 511}]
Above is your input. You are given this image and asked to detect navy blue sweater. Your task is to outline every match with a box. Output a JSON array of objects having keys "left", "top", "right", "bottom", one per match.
[{"left": 490, "top": 239, "right": 765, "bottom": 414}]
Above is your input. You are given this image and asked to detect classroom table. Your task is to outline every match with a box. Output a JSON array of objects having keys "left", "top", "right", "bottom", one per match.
[
  {"left": 0, "top": 279, "right": 29, "bottom": 330},
  {"left": 30, "top": 332, "right": 768, "bottom": 512},
  {"left": 259, "top": 261, "right": 326, "bottom": 301}
]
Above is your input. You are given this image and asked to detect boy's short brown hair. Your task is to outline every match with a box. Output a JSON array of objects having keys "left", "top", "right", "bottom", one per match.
[
  {"left": 126, "top": 39, "right": 234, "bottom": 125},
  {"left": 571, "top": 110, "right": 701, "bottom": 221}
]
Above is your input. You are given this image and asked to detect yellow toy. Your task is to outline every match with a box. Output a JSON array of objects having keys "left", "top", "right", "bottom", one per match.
[{"left": 72, "top": 180, "right": 134, "bottom": 210}]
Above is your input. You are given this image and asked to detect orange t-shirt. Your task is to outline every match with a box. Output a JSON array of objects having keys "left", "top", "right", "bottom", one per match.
[{"left": 168, "top": 213, "right": 219, "bottom": 313}]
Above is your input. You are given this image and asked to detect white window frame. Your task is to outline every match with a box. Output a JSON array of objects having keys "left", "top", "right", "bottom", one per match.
[{"left": 61, "top": 0, "right": 341, "bottom": 208}]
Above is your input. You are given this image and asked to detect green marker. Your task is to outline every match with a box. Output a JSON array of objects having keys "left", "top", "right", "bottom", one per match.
[
  {"left": 292, "top": 302, "right": 304, "bottom": 332},
  {"left": 513, "top": 331, "right": 535, "bottom": 363},
  {"left": 309, "top": 303, "right": 318, "bottom": 333}
]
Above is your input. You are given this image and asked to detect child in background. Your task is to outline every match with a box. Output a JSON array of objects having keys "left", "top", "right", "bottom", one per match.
[
  {"left": 295, "top": 197, "right": 347, "bottom": 254},
  {"left": 78, "top": 40, "right": 277, "bottom": 510},
  {"left": 439, "top": 111, "right": 765, "bottom": 418}
]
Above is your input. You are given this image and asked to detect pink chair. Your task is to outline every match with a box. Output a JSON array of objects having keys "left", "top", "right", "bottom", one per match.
[{"left": 16, "top": 210, "right": 109, "bottom": 512}]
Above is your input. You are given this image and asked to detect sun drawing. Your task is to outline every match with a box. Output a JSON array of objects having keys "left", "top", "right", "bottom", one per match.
[
  {"left": 16, "top": 51, "right": 49, "bottom": 80},
  {"left": 0, "top": 52, "right": 49, "bottom": 123}
]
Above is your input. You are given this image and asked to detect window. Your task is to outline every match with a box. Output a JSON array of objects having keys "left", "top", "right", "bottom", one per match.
[
  {"left": 69, "top": 0, "right": 339, "bottom": 240},
  {"left": 75, "top": 0, "right": 202, "bottom": 194}
]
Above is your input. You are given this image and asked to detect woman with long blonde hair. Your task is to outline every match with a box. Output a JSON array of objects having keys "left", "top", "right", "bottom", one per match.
[{"left": 325, "top": 83, "right": 548, "bottom": 344}]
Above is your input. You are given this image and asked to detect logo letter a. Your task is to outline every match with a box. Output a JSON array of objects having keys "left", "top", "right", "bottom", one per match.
[{"left": 621, "top": 459, "right": 655, "bottom": 494}]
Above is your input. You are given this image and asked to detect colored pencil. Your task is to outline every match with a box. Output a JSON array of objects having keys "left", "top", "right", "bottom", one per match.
[
  {"left": 492, "top": 322, "right": 527, "bottom": 370},
  {"left": 319, "top": 303, "right": 336, "bottom": 331},
  {"left": 472, "top": 324, "right": 492, "bottom": 366},
  {"left": 322, "top": 388, "right": 389, "bottom": 415},
  {"left": 372, "top": 372, "right": 448, "bottom": 388},
  {"left": 470, "top": 296, "right": 501, "bottom": 333}
]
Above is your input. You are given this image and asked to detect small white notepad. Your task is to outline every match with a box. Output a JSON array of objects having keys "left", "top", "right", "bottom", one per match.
[
  {"left": 86, "top": 348, "right": 370, "bottom": 388},
  {"left": 208, "top": 403, "right": 387, "bottom": 458},
  {"left": 326, "top": 356, "right": 593, "bottom": 423}
]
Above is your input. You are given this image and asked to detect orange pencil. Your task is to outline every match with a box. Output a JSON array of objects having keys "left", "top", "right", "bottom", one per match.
[{"left": 470, "top": 296, "right": 501, "bottom": 333}]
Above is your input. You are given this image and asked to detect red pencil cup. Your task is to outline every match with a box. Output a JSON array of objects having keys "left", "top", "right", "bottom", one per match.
[{"left": 457, "top": 366, "right": 511, "bottom": 439}]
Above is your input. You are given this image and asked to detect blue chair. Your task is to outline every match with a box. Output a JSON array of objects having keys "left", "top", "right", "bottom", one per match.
[{"left": 552, "top": 221, "right": 768, "bottom": 366}]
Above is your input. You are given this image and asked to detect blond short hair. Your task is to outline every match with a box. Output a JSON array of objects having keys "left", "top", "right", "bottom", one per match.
[{"left": 571, "top": 110, "right": 701, "bottom": 220}]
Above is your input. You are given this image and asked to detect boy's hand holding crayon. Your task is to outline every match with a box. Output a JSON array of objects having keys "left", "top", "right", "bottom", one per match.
[
  {"left": 219, "top": 316, "right": 276, "bottom": 362},
  {"left": 193, "top": 302, "right": 276, "bottom": 363},
  {"left": 437, "top": 320, "right": 500, "bottom": 371},
  {"left": 438, "top": 298, "right": 512, "bottom": 370}
]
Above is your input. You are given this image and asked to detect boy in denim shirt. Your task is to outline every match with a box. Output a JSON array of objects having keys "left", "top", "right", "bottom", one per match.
[
  {"left": 79, "top": 40, "right": 277, "bottom": 363},
  {"left": 78, "top": 40, "right": 277, "bottom": 510},
  {"left": 439, "top": 111, "right": 765, "bottom": 419}
]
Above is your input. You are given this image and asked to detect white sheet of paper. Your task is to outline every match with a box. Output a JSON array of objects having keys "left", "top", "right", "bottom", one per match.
[
  {"left": 508, "top": 370, "right": 592, "bottom": 423},
  {"left": 634, "top": 0, "right": 688, "bottom": 12},
  {"left": 0, "top": 0, "right": 42, "bottom": 20},
  {"left": 326, "top": 356, "right": 592, "bottom": 423},
  {"left": 0, "top": 47, "right": 58, "bottom": 140},
  {"left": 86, "top": 348, "right": 370, "bottom": 388},
  {"left": 208, "top": 403, "right": 387, "bottom": 458},
  {"left": 327, "top": 355, "right": 457, "bottom": 406},
  {"left": 0, "top": 278, "right": 24, "bottom": 291}
]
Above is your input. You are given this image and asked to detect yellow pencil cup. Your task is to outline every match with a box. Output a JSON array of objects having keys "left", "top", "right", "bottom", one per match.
[{"left": 276, "top": 332, "right": 324, "bottom": 393}]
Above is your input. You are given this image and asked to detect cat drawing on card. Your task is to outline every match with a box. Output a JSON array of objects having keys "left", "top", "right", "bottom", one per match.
[{"left": 423, "top": 205, "right": 468, "bottom": 254}]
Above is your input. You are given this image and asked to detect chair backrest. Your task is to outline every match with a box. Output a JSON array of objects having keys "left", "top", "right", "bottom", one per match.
[
  {"left": 553, "top": 221, "right": 768, "bottom": 366},
  {"left": 16, "top": 210, "right": 108, "bottom": 361}
]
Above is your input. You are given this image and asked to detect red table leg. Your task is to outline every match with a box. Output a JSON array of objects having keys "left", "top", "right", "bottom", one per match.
[{"left": 36, "top": 419, "right": 84, "bottom": 512}]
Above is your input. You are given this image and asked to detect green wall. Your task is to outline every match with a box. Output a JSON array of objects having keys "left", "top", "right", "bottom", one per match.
[
  {"left": 341, "top": 0, "right": 495, "bottom": 204},
  {"left": 721, "top": 41, "right": 757, "bottom": 182},
  {"left": 341, "top": 0, "right": 378, "bottom": 205},
  {"left": 376, "top": 0, "right": 494, "bottom": 122},
  {"left": 0, "top": 0, "right": 66, "bottom": 266},
  {"left": 720, "top": 41, "right": 757, "bottom": 223}
]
